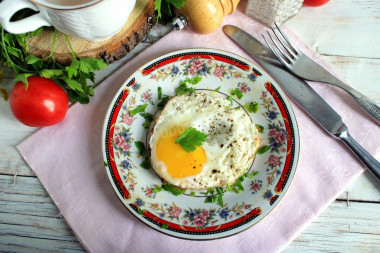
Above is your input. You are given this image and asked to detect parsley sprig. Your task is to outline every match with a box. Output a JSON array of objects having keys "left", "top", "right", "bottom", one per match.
[
  {"left": 244, "top": 102, "right": 260, "bottom": 113},
  {"left": 154, "top": 0, "right": 187, "bottom": 21},
  {"left": 175, "top": 127, "right": 208, "bottom": 152},
  {"left": 175, "top": 76, "right": 201, "bottom": 95},
  {"left": 152, "top": 171, "right": 259, "bottom": 207},
  {"left": 0, "top": 11, "right": 108, "bottom": 104},
  {"left": 152, "top": 182, "right": 186, "bottom": 196},
  {"left": 203, "top": 171, "right": 259, "bottom": 206},
  {"left": 227, "top": 88, "right": 243, "bottom": 105}
]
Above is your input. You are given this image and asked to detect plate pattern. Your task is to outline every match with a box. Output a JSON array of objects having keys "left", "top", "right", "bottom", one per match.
[{"left": 102, "top": 49, "right": 299, "bottom": 239}]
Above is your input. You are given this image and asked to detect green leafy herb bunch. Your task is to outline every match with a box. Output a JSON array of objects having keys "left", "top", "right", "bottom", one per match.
[{"left": 0, "top": 10, "right": 107, "bottom": 104}]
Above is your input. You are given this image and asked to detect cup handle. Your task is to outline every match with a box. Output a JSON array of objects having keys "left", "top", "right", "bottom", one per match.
[{"left": 0, "top": 0, "right": 51, "bottom": 34}]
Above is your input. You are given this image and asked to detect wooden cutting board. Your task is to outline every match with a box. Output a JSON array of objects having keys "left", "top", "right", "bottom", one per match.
[{"left": 26, "top": 0, "right": 156, "bottom": 65}]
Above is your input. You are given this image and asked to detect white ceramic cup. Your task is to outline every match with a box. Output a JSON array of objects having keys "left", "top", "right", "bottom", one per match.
[{"left": 0, "top": 0, "right": 136, "bottom": 42}]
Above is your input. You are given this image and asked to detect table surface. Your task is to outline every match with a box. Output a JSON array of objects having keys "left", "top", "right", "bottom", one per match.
[{"left": 1, "top": 0, "right": 379, "bottom": 252}]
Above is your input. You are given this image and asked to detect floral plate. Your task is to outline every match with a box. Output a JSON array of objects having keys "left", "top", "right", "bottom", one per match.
[{"left": 102, "top": 49, "right": 299, "bottom": 240}]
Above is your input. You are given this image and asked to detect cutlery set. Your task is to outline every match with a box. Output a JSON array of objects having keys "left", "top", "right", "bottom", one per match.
[
  {"left": 223, "top": 25, "right": 380, "bottom": 181},
  {"left": 263, "top": 23, "right": 380, "bottom": 124}
]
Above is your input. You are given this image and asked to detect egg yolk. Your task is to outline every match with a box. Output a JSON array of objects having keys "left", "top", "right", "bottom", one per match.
[{"left": 156, "top": 128, "right": 206, "bottom": 178}]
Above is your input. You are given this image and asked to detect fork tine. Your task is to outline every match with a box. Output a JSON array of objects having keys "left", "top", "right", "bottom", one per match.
[
  {"left": 262, "top": 34, "right": 291, "bottom": 68},
  {"left": 274, "top": 22, "right": 299, "bottom": 55},
  {"left": 266, "top": 30, "right": 294, "bottom": 64},
  {"left": 271, "top": 26, "right": 297, "bottom": 59}
]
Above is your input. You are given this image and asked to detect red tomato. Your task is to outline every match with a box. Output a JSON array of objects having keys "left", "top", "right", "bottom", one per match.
[
  {"left": 9, "top": 76, "right": 69, "bottom": 127},
  {"left": 303, "top": 0, "right": 329, "bottom": 7}
]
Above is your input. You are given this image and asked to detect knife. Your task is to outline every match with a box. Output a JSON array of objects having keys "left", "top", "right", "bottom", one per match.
[{"left": 223, "top": 25, "right": 380, "bottom": 181}]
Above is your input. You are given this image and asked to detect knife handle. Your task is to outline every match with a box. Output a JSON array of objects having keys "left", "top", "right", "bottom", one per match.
[{"left": 337, "top": 126, "right": 380, "bottom": 180}]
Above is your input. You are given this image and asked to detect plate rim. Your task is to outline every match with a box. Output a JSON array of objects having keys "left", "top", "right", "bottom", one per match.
[{"left": 101, "top": 47, "right": 300, "bottom": 240}]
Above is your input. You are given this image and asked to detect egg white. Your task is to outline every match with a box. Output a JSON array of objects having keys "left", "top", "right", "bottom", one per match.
[{"left": 149, "top": 92, "right": 261, "bottom": 190}]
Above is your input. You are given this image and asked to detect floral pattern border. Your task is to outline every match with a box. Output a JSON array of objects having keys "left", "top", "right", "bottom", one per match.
[{"left": 103, "top": 51, "right": 298, "bottom": 238}]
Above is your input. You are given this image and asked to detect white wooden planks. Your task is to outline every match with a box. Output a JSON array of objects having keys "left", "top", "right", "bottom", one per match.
[
  {"left": 1, "top": 174, "right": 379, "bottom": 252},
  {"left": 286, "top": 201, "right": 380, "bottom": 252}
]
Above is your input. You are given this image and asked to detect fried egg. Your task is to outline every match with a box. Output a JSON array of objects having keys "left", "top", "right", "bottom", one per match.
[{"left": 149, "top": 92, "right": 261, "bottom": 190}]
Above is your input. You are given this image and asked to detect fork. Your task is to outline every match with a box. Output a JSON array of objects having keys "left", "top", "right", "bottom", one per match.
[{"left": 263, "top": 23, "right": 380, "bottom": 125}]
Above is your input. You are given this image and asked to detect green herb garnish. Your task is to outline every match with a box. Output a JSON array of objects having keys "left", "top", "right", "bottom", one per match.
[
  {"left": 204, "top": 195, "right": 218, "bottom": 203},
  {"left": 257, "top": 145, "right": 270, "bottom": 154},
  {"left": 175, "top": 127, "right": 208, "bottom": 152},
  {"left": 0, "top": 17, "right": 107, "bottom": 104},
  {"left": 157, "top": 86, "right": 162, "bottom": 99},
  {"left": 134, "top": 141, "right": 145, "bottom": 156},
  {"left": 175, "top": 77, "right": 202, "bottom": 95},
  {"left": 153, "top": 183, "right": 186, "bottom": 196},
  {"left": 216, "top": 187, "right": 224, "bottom": 206},
  {"left": 244, "top": 102, "right": 260, "bottom": 113},
  {"left": 185, "top": 76, "right": 202, "bottom": 85},
  {"left": 157, "top": 95, "right": 171, "bottom": 110},
  {"left": 176, "top": 82, "right": 194, "bottom": 95},
  {"left": 139, "top": 112, "right": 155, "bottom": 130},
  {"left": 202, "top": 171, "right": 259, "bottom": 207},
  {"left": 162, "top": 183, "right": 186, "bottom": 196},
  {"left": 230, "top": 88, "right": 243, "bottom": 99},
  {"left": 154, "top": 0, "right": 186, "bottom": 21},
  {"left": 227, "top": 95, "right": 233, "bottom": 106},
  {"left": 129, "top": 104, "right": 148, "bottom": 116},
  {"left": 140, "top": 158, "right": 151, "bottom": 169},
  {"left": 256, "top": 124, "right": 264, "bottom": 133},
  {"left": 160, "top": 223, "right": 170, "bottom": 229}
]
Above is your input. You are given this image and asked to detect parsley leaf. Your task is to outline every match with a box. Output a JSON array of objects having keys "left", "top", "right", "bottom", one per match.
[
  {"left": 244, "top": 102, "right": 259, "bottom": 113},
  {"left": 61, "top": 77, "right": 84, "bottom": 92},
  {"left": 134, "top": 141, "right": 145, "bottom": 156},
  {"left": 65, "top": 58, "right": 80, "bottom": 78},
  {"left": 176, "top": 82, "right": 194, "bottom": 95},
  {"left": 0, "top": 22, "right": 108, "bottom": 104},
  {"left": 14, "top": 73, "right": 33, "bottom": 88},
  {"left": 175, "top": 77, "right": 201, "bottom": 95},
  {"left": 139, "top": 112, "right": 155, "bottom": 130},
  {"left": 257, "top": 145, "right": 270, "bottom": 154},
  {"left": 39, "top": 69, "right": 64, "bottom": 78},
  {"left": 25, "top": 54, "right": 42, "bottom": 65},
  {"left": 175, "top": 127, "right": 208, "bottom": 152},
  {"left": 230, "top": 88, "right": 243, "bottom": 99},
  {"left": 203, "top": 172, "right": 259, "bottom": 206},
  {"left": 79, "top": 57, "right": 107, "bottom": 74},
  {"left": 157, "top": 95, "right": 171, "bottom": 110},
  {"left": 129, "top": 104, "right": 148, "bottom": 116},
  {"left": 185, "top": 76, "right": 202, "bottom": 85},
  {"left": 140, "top": 158, "right": 151, "bottom": 169},
  {"left": 157, "top": 86, "right": 162, "bottom": 99},
  {"left": 162, "top": 183, "right": 186, "bottom": 196},
  {"left": 256, "top": 124, "right": 264, "bottom": 133},
  {"left": 154, "top": 0, "right": 186, "bottom": 21},
  {"left": 152, "top": 183, "right": 186, "bottom": 196},
  {"left": 205, "top": 195, "right": 218, "bottom": 203},
  {"left": 227, "top": 95, "right": 233, "bottom": 106}
]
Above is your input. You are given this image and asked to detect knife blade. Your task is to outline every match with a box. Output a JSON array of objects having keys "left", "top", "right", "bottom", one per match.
[{"left": 223, "top": 25, "right": 380, "bottom": 180}]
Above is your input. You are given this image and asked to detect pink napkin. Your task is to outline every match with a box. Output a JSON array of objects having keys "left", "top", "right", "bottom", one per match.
[{"left": 17, "top": 5, "right": 379, "bottom": 253}]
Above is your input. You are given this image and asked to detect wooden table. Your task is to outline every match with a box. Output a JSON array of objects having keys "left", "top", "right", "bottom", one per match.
[{"left": 1, "top": 0, "right": 379, "bottom": 251}]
